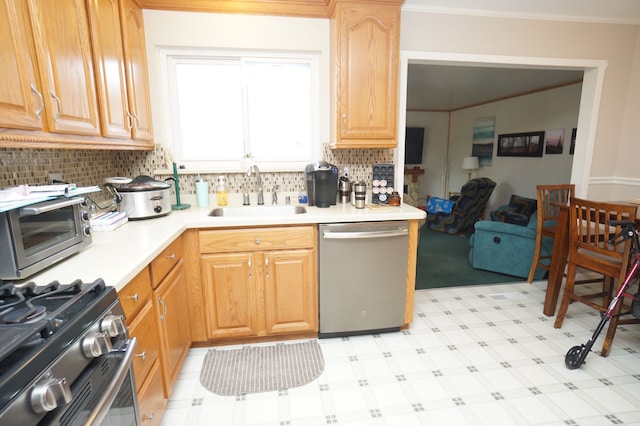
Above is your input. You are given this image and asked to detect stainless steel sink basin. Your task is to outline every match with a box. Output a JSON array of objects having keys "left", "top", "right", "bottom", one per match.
[{"left": 209, "top": 205, "right": 307, "bottom": 217}]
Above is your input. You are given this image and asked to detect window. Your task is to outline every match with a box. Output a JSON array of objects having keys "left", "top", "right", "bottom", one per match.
[{"left": 166, "top": 51, "right": 319, "bottom": 171}]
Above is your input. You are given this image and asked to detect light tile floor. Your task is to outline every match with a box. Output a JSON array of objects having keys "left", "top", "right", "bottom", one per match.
[{"left": 160, "top": 281, "right": 640, "bottom": 425}]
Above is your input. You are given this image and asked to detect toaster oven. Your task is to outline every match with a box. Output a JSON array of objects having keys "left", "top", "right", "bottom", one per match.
[{"left": 0, "top": 196, "right": 92, "bottom": 280}]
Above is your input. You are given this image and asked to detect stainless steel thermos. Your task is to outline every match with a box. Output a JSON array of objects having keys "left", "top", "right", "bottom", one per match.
[
  {"left": 338, "top": 177, "right": 351, "bottom": 204},
  {"left": 352, "top": 181, "right": 367, "bottom": 209}
]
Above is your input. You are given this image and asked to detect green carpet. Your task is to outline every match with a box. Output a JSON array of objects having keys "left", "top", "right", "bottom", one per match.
[{"left": 415, "top": 227, "right": 522, "bottom": 289}]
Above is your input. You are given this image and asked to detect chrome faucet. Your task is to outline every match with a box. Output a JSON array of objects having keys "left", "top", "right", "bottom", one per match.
[
  {"left": 246, "top": 164, "right": 264, "bottom": 205},
  {"left": 272, "top": 184, "right": 279, "bottom": 205}
]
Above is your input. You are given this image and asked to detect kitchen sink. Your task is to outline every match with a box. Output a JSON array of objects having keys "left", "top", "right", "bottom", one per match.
[{"left": 209, "top": 205, "right": 307, "bottom": 217}]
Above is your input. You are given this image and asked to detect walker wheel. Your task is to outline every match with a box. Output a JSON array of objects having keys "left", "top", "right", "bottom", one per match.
[{"left": 565, "top": 345, "right": 585, "bottom": 369}]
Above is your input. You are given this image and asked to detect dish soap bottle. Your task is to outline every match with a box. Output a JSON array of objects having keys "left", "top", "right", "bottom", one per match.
[{"left": 216, "top": 176, "right": 228, "bottom": 206}]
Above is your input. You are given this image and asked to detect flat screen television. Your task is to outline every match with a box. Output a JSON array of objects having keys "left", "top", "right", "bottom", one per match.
[{"left": 404, "top": 127, "right": 424, "bottom": 165}]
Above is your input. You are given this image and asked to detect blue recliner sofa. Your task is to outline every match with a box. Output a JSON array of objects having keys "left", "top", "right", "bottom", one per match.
[
  {"left": 468, "top": 213, "right": 553, "bottom": 280},
  {"left": 425, "top": 177, "right": 496, "bottom": 234}
]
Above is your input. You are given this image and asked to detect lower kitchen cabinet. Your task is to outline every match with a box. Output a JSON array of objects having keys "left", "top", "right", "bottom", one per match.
[
  {"left": 137, "top": 360, "right": 165, "bottom": 425},
  {"left": 119, "top": 236, "right": 191, "bottom": 422},
  {"left": 199, "top": 226, "right": 318, "bottom": 341},
  {"left": 201, "top": 252, "right": 259, "bottom": 338},
  {"left": 127, "top": 300, "right": 160, "bottom": 390},
  {"left": 154, "top": 259, "right": 191, "bottom": 397},
  {"left": 263, "top": 249, "right": 317, "bottom": 335},
  {"left": 119, "top": 267, "right": 167, "bottom": 422}
]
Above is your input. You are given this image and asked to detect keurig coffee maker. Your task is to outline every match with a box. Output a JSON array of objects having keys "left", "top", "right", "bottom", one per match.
[{"left": 304, "top": 161, "right": 338, "bottom": 207}]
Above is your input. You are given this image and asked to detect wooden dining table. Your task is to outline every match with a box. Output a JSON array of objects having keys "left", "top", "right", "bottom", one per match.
[{"left": 542, "top": 201, "right": 640, "bottom": 316}]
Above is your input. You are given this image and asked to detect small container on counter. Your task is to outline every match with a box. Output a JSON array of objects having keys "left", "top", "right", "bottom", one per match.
[
  {"left": 389, "top": 191, "right": 401, "bottom": 206},
  {"left": 298, "top": 187, "right": 308, "bottom": 205},
  {"left": 195, "top": 176, "right": 209, "bottom": 208}
]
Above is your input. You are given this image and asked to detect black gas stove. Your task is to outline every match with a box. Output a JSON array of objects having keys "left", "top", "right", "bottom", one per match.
[{"left": 0, "top": 279, "right": 139, "bottom": 425}]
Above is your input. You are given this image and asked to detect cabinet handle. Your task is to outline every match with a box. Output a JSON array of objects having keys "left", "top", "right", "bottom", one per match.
[
  {"left": 248, "top": 259, "right": 252, "bottom": 279},
  {"left": 127, "top": 293, "right": 139, "bottom": 302},
  {"left": 50, "top": 90, "right": 62, "bottom": 122},
  {"left": 30, "top": 83, "right": 44, "bottom": 119},
  {"left": 135, "top": 351, "right": 147, "bottom": 360},
  {"left": 143, "top": 413, "right": 155, "bottom": 421},
  {"left": 255, "top": 237, "right": 260, "bottom": 245},
  {"left": 126, "top": 111, "right": 134, "bottom": 130},
  {"left": 265, "top": 257, "right": 269, "bottom": 278},
  {"left": 168, "top": 253, "right": 175, "bottom": 260},
  {"left": 133, "top": 112, "right": 140, "bottom": 129},
  {"left": 158, "top": 297, "right": 167, "bottom": 321},
  {"left": 342, "top": 113, "right": 347, "bottom": 132}
]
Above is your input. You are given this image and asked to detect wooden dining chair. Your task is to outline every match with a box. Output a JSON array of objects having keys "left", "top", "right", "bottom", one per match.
[
  {"left": 553, "top": 197, "right": 638, "bottom": 356},
  {"left": 527, "top": 184, "right": 574, "bottom": 283}
]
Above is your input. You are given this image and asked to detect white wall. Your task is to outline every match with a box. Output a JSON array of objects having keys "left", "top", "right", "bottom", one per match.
[
  {"left": 400, "top": 11, "right": 640, "bottom": 201},
  {"left": 407, "top": 84, "right": 580, "bottom": 215},
  {"left": 404, "top": 111, "right": 448, "bottom": 199},
  {"left": 450, "top": 83, "right": 580, "bottom": 213}
]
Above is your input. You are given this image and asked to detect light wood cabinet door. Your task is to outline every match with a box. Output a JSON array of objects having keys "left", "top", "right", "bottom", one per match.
[
  {"left": 29, "top": 0, "right": 101, "bottom": 136},
  {"left": 120, "top": 0, "right": 153, "bottom": 142},
  {"left": 331, "top": 2, "right": 400, "bottom": 148},
  {"left": 119, "top": 267, "right": 152, "bottom": 323},
  {"left": 127, "top": 300, "right": 160, "bottom": 393},
  {"left": 201, "top": 252, "right": 259, "bottom": 339},
  {"left": 263, "top": 249, "right": 318, "bottom": 335},
  {"left": 137, "top": 360, "right": 166, "bottom": 426},
  {"left": 0, "top": 0, "right": 43, "bottom": 131},
  {"left": 86, "top": 0, "right": 131, "bottom": 139},
  {"left": 154, "top": 259, "right": 191, "bottom": 398}
]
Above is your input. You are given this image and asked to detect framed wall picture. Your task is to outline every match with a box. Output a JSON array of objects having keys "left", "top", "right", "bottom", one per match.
[{"left": 497, "top": 131, "right": 545, "bottom": 157}]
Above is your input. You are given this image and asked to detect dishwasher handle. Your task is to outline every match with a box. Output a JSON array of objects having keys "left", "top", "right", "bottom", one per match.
[{"left": 322, "top": 229, "right": 408, "bottom": 239}]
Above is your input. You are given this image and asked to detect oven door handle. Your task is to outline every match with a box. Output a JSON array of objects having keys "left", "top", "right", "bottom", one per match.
[
  {"left": 85, "top": 337, "right": 138, "bottom": 426},
  {"left": 20, "top": 197, "right": 85, "bottom": 216}
]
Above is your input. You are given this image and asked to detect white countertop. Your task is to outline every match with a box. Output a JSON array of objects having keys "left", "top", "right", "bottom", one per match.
[{"left": 22, "top": 200, "right": 425, "bottom": 292}]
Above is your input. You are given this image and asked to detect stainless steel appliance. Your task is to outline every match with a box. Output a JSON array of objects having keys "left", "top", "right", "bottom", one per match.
[
  {"left": 318, "top": 221, "right": 409, "bottom": 337},
  {"left": 115, "top": 175, "right": 172, "bottom": 220},
  {"left": 0, "top": 197, "right": 92, "bottom": 280},
  {"left": 304, "top": 161, "right": 338, "bottom": 208},
  {"left": 0, "top": 279, "right": 139, "bottom": 425}
]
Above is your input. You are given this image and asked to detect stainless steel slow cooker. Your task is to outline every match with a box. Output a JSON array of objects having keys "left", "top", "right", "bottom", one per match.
[{"left": 116, "top": 175, "right": 172, "bottom": 220}]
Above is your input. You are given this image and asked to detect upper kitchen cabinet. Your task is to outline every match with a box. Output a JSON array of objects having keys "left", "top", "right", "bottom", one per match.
[
  {"left": 120, "top": 0, "right": 154, "bottom": 142},
  {"left": 86, "top": 0, "right": 153, "bottom": 146},
  {"left": 28, "top": 0, "right": 101, "bottom": 136},
  {"left": 330, "top": 1, "right": 402, "bottom": 148},
  {"left": 0, "top": 0, "right": 100, "bottom": 136},
  {"left": 86, "top": 0, "right": 134, "bottom": 140},
  {"left": 0, "top": 0, "right": 154, "bottom": 149},
  {"left": 0, "top": 0, "right": 43, "bottom": 131}
]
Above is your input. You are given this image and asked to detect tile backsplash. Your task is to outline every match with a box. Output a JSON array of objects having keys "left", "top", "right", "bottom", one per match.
[{"left": 1, "top": 144, "right": 395, "bottom": 204}]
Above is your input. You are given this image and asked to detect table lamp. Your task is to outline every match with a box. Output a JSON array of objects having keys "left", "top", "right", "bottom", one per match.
[{"left": 462, "top": 156, "right": 479, "bottom": 181}]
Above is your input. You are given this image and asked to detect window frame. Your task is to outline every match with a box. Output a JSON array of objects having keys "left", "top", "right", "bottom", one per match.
[{"left": 161, "top": 47, "right": 321, "bottom": 172}]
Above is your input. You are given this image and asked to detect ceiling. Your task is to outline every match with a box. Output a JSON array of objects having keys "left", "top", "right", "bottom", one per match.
[
  {"left": 402, "top": 0, "right": 639, "bottom": 111},
  {"left": 406, "top": 64, "right": 584, "bottom": 111}
]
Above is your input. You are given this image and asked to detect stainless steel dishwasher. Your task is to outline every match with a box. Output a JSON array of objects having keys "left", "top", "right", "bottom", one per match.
[{"left": 318, "top": 221, "right": 409, "bottom": 338}]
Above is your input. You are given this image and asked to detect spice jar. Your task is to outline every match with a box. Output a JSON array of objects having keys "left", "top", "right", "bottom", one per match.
[{"left": 389, "top": 191, "right": 401, "bottom": 206}]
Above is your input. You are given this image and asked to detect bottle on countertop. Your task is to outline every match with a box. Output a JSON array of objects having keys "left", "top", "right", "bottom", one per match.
[
  {"left": 298, "top": 186, "right": 308, "bottom": 205},
  {"left": 216, "top": 175, "right": 228, "bottom": 206},
  {"left": 195, "top": 175, "right": 209, "bottom": 208}
]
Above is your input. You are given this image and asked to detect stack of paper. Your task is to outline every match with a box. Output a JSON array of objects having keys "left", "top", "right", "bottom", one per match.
[
  {"left": 90, "top": 211, "right": 128, "bottom": 232},
  {"left": 29, "top": 184, "right": 77, "bottom": 195}
]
